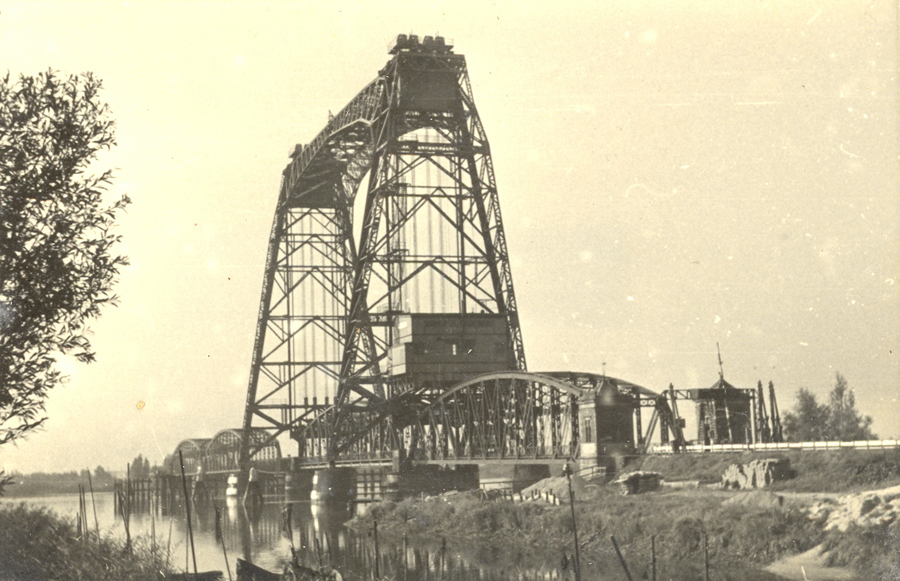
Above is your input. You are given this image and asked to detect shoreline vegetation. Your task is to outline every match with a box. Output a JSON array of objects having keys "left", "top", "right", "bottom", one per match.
[
  {"left": 0, "top": 503, "right": 172, "bottom": 581},
  {"left": 349, "top": 450, "right": 900, "bottom": 581},
  {"left": 2, "top": 469, "right": 116, "bottom": 498}
]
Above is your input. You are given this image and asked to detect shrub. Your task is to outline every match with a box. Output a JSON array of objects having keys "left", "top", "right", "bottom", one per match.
[{"left": 0, "top": 503, "right": 170, "bottom": 581}]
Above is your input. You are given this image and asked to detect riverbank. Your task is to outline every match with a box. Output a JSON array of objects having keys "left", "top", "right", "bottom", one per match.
[
  {"left": 0, "top": 503, "right": 172, "bottom": 580},
  {"left": 630, "top": 448, "right": 900, "bottom": 493},
  {"left": 349, "top": 452, "right": 900, "bottom": 580},
  {"left": 351, "top": 486, "right": 809, "bottom": 580}
]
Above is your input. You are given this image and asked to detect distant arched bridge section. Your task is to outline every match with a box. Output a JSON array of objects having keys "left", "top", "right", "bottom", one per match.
[
  {"left": 167, "top": 438, "right": 211, "bottom": 476},
  {"left": 206, "top": 428, "right": 281, "bottom": 473},
  {"left": 166, "top": 429, "right": 281, "bottom": 475}
]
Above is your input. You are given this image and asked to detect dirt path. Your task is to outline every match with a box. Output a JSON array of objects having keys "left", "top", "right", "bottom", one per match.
[{"left": 765, "top": 545, "right": 860, "bottom": 581}]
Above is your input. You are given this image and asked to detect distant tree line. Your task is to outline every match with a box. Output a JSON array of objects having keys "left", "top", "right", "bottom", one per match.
[
  {"left": 2, "top": 454, "right": 157, "bottom": 497},
  {"left": 3, "top": 466, "right": 114, "bottom": 497},
  {"left": 783, "top": 372, "right": 877, "bottom": 442},
  {"left": 128, "top": 453, "right": 151, "bottom": 479}
]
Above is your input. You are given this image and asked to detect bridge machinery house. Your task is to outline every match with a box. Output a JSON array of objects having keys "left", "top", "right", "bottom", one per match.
[{"left": 576, "top": 376, "right": 642, "bottom": 472}]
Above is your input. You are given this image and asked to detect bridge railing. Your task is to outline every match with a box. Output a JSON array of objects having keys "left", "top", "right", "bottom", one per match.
[{"left": 648, "top": 439, "right": 900, "bottom": 455}]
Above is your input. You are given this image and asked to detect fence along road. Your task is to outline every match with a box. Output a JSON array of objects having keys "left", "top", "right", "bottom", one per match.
[{"left": 648, "top": 439, "right": 900, "bottom": 454}]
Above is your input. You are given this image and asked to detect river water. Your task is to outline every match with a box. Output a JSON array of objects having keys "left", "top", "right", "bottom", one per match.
[{"left": 4, "top": 493, "right": 574, "bottom": 581}]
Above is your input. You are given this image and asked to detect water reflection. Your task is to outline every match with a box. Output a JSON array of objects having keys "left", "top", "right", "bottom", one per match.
[
  {"left": 193, "top": 499, "right": 573, "bottom": 581},
  {"left": 7, "top": 494, "right": 576, "bottom": 580}
]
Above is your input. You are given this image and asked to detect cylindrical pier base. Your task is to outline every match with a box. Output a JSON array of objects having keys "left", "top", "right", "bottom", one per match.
[
  {"left": 310, "top": 468, "right": 356, "bottom": 503},
  {"left": 226, "top": 474, "right": 239, "bottom": 497}
]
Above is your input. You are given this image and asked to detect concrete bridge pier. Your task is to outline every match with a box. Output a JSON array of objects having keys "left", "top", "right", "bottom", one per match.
[
  {"left": 478, "top": 463, "right": 552, "bottom": 493},
  {"left": 382, "top": 465, "right": 479, "bottom": 501},
  {"left": 284, "top": 459, "right": 315, "bottom": 502},
  {"left": 311, "top": 467, "right": 357, "bottom": 503}
]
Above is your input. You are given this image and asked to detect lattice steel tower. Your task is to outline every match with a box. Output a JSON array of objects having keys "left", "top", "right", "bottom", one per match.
[{"left": 240, "top": 35, "right": 526, "bottom": 466}]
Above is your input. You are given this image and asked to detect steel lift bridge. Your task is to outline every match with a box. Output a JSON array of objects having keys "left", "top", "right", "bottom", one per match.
[{"left": 237, "top": 35, "right": 654, "bottom": 472}]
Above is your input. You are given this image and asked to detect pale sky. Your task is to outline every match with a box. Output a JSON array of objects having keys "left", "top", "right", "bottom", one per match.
[{"left": 2, "top": 1, "right": 898, "bottom": 473}]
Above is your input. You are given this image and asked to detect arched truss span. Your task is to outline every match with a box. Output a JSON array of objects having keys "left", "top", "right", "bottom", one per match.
[
  {"left": 540, "top": 371, "right": 659, "bottom": 398},
  {"left": 167, "top": 431, "right": 282, "bottom": 475},
  {"left": 207, "top": 429, "right": 281, "bottom": 473},
  {"left": 409, "top": 372, "right": 659, "bottom": 461},
  {"left": 168, "top": 438, "right": 211, "bottom": 475},
  {"left": 289, "top": 371, "right": 661, "bottom": 464},
  {"left": 411, "top": 372, "right": 586, "bottom": 461}
]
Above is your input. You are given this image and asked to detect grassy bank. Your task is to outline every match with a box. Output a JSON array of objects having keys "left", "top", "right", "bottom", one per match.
[
  {"left": 0, "top": 503, "right": 171, "bottom": 580},
  {"left": 353, "top": 487, "right": 824, "bottom": 579},
  {"left": 350, "top": 449, "right": 900, "bottom": 580},
  {"left": 630, "top": 448, "right": 900, "bottom": 492}
]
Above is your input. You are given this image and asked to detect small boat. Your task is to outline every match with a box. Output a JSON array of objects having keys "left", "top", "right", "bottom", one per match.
[
  {"left": 236, "top": 558, "right": 336, "bottom": 581},
  {"left": 236, "top": 559, "right": 280, "bottom": 581},
  {"left": 162, "top": 572, "right": 224, "bottom": 581}
]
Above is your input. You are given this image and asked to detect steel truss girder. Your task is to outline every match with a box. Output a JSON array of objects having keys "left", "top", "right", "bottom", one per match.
[{"left": 299, "top": 371, "right": 585, "bottom": 463}]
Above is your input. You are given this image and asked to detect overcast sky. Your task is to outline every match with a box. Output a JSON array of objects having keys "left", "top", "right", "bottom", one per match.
[{"left": 2, "top": 1, "right": 897, "bottom": 474}]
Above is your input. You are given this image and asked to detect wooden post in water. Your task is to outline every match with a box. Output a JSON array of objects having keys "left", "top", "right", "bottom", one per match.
[
  {"left": 87, "top": 471, "right": 100, "bottom": 536},
  {"left": 178, "top": 450, "right": 199, "bottom": 577},
  {"left": 150, "top": 493, "right": 156, "bottom": 565},
  {"left": 77, "top": 485, "right": 86, "bottom": 542},
  {"left": 165, "top": 519, "right": 173, "bottom": 571},
  {"left": 118, "top": 476, "right": 133, "bottom": 555},
  {"left": 651, "top": 535, "right": 657, "bottom": 581},
  {"left": 82, "top": 486, "right": 88, "bottom": 539},
  {"left": 215, "top": 502, "right": 233, "bottom": 581}
]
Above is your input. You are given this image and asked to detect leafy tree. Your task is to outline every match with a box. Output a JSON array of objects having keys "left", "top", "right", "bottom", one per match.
[
  {"left": 92, "top": 465, "right": 111, "bottom": 482},
  {"left": 827, "top": 373, "right": 876, "bottom": 441},
  {"left": 0, "top": 70, "right": 129, "bottom": 448},
  {"left": 129, "top": 454, "right": 151, "bottom": 479},
  {"left": 783, "top": 373, "right": 877, "bottom": 442},
  {"left": 782, "top": 388, "right": 830, "bottom": 441}
]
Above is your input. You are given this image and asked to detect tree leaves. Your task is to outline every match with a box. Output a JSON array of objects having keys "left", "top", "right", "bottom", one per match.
[
  {"left": 0, "top": 70, "right": 128, "bottom": 447},
  {"left": 782, "top": 373, "right": 878, "bottom": 442}
]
